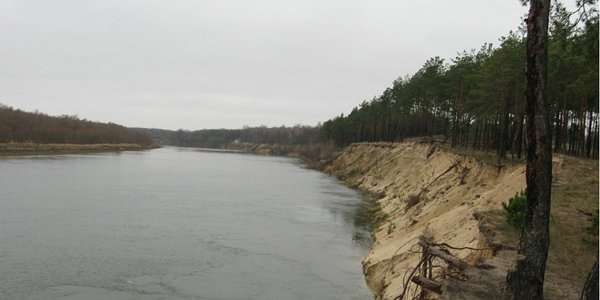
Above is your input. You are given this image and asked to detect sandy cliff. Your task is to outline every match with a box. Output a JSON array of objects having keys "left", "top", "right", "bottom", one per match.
[{"left": 325, "top": 142, "right": 530, "bottom": 299}]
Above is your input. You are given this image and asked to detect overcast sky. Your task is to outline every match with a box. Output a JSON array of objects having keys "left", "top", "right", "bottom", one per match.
[{"left": 1, "top": 1, "right": 529, "bottom": 130}]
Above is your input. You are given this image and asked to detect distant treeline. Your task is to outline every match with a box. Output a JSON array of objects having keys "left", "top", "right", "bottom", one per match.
[
  {"left": 321, "top": 3, "right": 598, "bottom": 159},
  {"left": 0, "top": 104, "right": 153, "bottom": 145},
  {"left": 144, "top": 125, "right": 322, "bottom": 148}
]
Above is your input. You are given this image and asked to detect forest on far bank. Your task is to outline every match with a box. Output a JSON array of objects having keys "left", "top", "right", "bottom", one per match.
[
  {"left": 3, "top": 2, "right": 596, "bottom": 162},
  {"left": 143, "top": 125, "right": 322, "bottom": 149},
  {"left": 0, "top": 104, "right": 153, "bottom": 145},
  {"left": 0, "top": 103, "right": 322, "bottom": 149}
]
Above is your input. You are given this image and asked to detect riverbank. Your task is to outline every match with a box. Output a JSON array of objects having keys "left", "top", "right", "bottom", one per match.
[
  {"left": 0, "top": 142, "right": 158, "bottom": 156},
  {"left": 225, "top": 140, "right": 337, "bottom": 169},
  {"left": 323, "top": 142, "right": 598, "bottom": 299}
]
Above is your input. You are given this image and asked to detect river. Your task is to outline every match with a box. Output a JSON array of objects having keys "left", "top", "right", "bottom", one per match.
[{"left": 0, "top": 147, "right": 372, "bottom": 299}]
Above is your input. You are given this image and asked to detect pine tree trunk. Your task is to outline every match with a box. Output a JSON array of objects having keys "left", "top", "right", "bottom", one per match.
[
  {"left": 562, "top": 108, "right": 569, "bottom": 153},
  {"left": 512, "top": 114, "right": 524, "bottom": 160},
  {"left": 483, "top": 119, "right": 490, "bottom": 151},
  {"left": 593, "top": 118, "right": 599, "bottom": 158},
  {"left": 452, "top": 111, "right": 458, "bottom": 147},
  {"left": 498, "top": 94, "right": 509, "bottom": 160},
  {"left": 506, "top": 0, "right": 552, "bottom": 299},
  {"left": 580, "top": 254, "right": 599, "bottom": 300},
  {"left": 463, "top": 122, "right": 470, "bottom": 147},
  {"left": 586, "top": 110, "right": 593, "bottom": 158},
  {"left": 473, "top": 122, "right": 480, "bottom": 149},
  {"left": 553, "top": 109, "right": 562, "bottom": 152}
]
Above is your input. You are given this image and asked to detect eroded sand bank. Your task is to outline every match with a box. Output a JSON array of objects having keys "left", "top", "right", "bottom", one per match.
[{"left": 325, "top": 142, "right": 530, "bottom": 299}]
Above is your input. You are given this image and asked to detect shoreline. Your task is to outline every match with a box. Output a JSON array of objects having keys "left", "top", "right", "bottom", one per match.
[
  {"left": 323, "top": 142, "right": 523, "bottom": 299},
  {"left": 322, "top": 142, "right": 598, "bottom": 299},
  {"left": 0, "top": 142, "right": 159, "bottom": 157},
  {"left": 15, "top": 141, "right": 592, "bottom": 299}
]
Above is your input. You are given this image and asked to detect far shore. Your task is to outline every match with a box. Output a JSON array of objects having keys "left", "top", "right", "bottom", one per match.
[{"left": 0, "top": 142, "right": 159, "bottom": 156}]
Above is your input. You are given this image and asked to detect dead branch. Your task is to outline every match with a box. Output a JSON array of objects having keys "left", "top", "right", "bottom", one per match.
[
  {"left": 411, "top": 275, "right": 442, "bottom": 294},
  {"left": 418, "top": 239, "right": 466, "bottom": 271},
  {"left": 418, "top": 160, "right": 460, "bottom": 196},
  {"left": 431, "top": 242, "right": 495, "bottom": 252}
]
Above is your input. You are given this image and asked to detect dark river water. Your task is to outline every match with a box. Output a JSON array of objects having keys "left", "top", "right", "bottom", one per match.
[{"left": 0, "top": 147, "right": 372, "bottom": 299}]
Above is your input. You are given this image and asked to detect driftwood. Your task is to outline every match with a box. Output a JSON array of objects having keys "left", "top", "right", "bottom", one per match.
[
  {"left": 396, "top": 237, "right": 483, "bottom": 299},
  {"left": 411, "top": 275, "right": 442, "bottom": 294},
  {"left": 418, "top": 239, "right": 467, "bottom": 271},
  {"left": 396, "top": 237, "right": 495, "bottom": 299}
]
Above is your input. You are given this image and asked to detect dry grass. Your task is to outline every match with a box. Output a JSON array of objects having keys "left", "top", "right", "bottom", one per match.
[
  {"left": 444, "top": 145, "right": 526, "bottom": 167},
  {"left": 477, "top": 155, "right": 598, "bottom": 299},
  {"left": 544, "top": 155, "right": 598, "bottom": 299}
]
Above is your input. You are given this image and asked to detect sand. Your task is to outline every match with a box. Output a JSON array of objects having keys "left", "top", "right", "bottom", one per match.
[{"left": 325, "top": 142, "right": 529, "bottom": 299}]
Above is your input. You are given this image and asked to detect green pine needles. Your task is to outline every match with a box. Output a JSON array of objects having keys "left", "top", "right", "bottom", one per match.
[{"left": 502, "top": 189, "right": 527, "bottom": 227}]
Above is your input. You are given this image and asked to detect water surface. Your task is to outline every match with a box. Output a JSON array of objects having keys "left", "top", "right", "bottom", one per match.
[{"left": 0, "top": 147, "right": 371, "bottom": 299}]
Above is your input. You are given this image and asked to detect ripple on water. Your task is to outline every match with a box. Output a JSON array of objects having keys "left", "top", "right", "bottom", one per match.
[{"left": 1, "top": 148, "right": 372, "bottom": 300}]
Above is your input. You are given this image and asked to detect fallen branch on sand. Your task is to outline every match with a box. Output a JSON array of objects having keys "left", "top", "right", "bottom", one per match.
[{"left": 395, "top": 236, "right": 494, "bottom": 300}]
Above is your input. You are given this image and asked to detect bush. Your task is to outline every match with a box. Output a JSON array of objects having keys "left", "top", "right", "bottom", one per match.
[
  {"left": 405, "top": 194, "right": 421, "bottom": 210},
  {"left": 502, "top": 190, "right": 526, "bottom": 227}
]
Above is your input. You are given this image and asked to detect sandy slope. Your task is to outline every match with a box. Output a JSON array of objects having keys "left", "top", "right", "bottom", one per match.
[{"left": 325, "top": 142, "right": 530, "bottom": 299}]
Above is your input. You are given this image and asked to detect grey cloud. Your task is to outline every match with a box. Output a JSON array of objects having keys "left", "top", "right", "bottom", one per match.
[{"left": 0, "top": 0, "right": 527, "bottom": 130}]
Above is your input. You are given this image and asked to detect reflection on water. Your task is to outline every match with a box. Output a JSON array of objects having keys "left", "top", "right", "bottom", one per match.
[
  {"left": 0, "top": 147, "right": 372, "bottom": 300},
  {"left": 320, "top": 181, "right": 375, "bottom": 247}
]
